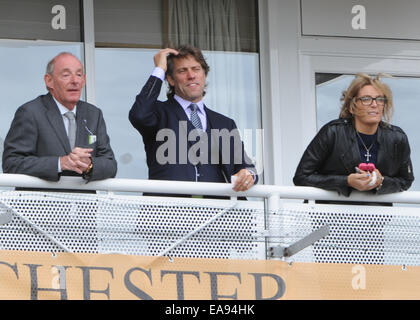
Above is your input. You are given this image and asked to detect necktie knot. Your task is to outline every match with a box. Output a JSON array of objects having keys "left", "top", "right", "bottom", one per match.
[
  {"left": 64, "top": 111, "right": 75, "bottom": 121},
  {"left": 190, "top": 103, "right": 198, "bottom": 112}
]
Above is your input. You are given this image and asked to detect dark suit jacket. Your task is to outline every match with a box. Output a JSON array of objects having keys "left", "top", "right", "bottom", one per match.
[
  {"left": 2, "top": 93, "right": 117, "bottom": 182},
  {"left": 129, "top": 76, "right": 257, "bottom": 184}
]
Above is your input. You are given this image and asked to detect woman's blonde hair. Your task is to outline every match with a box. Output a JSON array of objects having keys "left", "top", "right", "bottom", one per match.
[{"left": 339, "top": 73, "right": 394, "bottom": 124}]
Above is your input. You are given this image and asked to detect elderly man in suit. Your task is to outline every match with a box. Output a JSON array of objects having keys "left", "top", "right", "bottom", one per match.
[
  {"left": 2, "top": 52, "right": 117, "bottom": 182},
  {"left": 129, "top": 45, "right": 257, "bottom": 193}
]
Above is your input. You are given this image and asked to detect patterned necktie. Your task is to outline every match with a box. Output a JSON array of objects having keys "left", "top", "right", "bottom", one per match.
[
  {"left": 64, "top": 111, "right": 76, "bottom": 150},
  {"left": 189, "top": 103, "right": 203, "bottom": 130}
]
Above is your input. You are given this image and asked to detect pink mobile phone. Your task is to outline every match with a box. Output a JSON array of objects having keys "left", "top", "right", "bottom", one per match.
[{"left": 358, "top": 163, "right": 376, "bottom": 172}]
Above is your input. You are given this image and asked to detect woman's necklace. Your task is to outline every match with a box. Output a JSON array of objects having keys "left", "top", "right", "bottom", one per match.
[{"left": 356, "top": 131, "right": 375, "bottom": 162}]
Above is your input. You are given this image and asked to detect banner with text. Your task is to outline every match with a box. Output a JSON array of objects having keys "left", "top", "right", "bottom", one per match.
[{"left": 0, "top": 250, "right": 418, "bottom": 300}]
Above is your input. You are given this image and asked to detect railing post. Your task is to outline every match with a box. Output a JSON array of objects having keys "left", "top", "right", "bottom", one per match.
[
  {"left": 264, "top": 193, "right": 281, "bottom": 260},
  {"left": 267, "top": 193, "right": 280, "bottom": 213}
]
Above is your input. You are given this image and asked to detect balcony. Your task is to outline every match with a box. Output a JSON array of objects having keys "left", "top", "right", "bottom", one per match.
[
  {"left": 1, "top": 173, "right": 420, "bottom": 264},
  {"left": 1, "top": 173, "right": 420, "bottom": 299}
]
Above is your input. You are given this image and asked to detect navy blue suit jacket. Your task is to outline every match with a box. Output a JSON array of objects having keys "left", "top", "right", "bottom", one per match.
[{"left": 129, "top": 76, "right": 257, "bottom": 184}]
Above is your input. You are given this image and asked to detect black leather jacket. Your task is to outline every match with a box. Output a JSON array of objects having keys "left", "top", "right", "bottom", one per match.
[{"left": 293, "top": 118, "right": 414, "bottom": 196}]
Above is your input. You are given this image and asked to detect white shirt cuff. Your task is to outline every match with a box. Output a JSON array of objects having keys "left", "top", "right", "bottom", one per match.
[{"left": 151, "top": 67, "right": 165, "bottom": 81}]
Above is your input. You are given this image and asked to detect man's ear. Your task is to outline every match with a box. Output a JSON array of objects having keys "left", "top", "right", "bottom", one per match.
[
  {"left": 44, "top": 74, "right": 53, "bottom": 90},
  {"left": 167, "top": 74, "right": 175, "bottom": 87}
]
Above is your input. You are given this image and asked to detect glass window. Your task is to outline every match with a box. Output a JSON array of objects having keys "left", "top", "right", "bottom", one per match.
[
  {"left": 94, "top": 0, "right": 163, "bottom": 47},
  {"left": 95, "top": 48, "right": 163, "bottom": 180},
  {"left": 0, "top": 40, "right": 84, "bottom": 171},
  {"left": 316, "top": 73, "right": 420, "bottom": 191},
  {"left": 0, "top": 0, "right": 81, "bottom": 42},
  {"left": 93, "top": 0, "right": 258, "bottom": 52},
  {"left": 94, "top": 0, "right": 262, "bottom": 180}
]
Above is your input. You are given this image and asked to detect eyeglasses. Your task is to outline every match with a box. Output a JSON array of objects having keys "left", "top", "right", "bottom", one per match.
[{"left": 356, "top": 96, "right": 387, "bottom": 106}]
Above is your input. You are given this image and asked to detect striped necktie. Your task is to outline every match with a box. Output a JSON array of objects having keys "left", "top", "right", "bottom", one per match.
[{"left": 189, "top": 103, "right": 203, "bottom": 129}]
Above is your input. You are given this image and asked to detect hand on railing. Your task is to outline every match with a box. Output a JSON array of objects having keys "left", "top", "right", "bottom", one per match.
[{"left": 231, "top": 169, "right": 254, "bottom": 192}]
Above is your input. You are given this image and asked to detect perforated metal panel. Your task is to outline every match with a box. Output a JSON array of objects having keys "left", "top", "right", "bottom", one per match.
[
  {"left": 0, "top": 191, "right": 266, "bottom": 260},
  {"left": 3, "top": 190, "right": 420, "bottom": 266},
  {"left": 268, "top": 202, "right": 420, "bottom": 266}
]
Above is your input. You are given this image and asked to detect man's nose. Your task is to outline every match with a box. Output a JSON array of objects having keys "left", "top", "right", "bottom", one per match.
[
  {"left": 186, "top": 70, "right": 195, "bottom": 79},
  {"left": 70, "top": 74, "right": 80, "bottom": 83}
]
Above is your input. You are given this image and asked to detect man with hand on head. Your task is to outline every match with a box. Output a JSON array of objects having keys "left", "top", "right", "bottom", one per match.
[
  {"left": 3, "top": 52, "right": 117, "bottom": 183},
  {"left": 129, "top": 45, "right": 257, "bottom": 194}
]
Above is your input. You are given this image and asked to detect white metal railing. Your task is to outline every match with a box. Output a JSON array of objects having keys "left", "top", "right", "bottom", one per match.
[
  {"left": 1, "top": 173, "right": 420, "bottom": 265},
  {"left": 0, "top": 173, "right": 419, "bottom": 207}
]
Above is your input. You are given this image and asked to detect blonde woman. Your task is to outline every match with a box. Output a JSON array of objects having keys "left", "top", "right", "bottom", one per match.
[{"left": 293, "top": 73, "right": 414, "bottom": 196}]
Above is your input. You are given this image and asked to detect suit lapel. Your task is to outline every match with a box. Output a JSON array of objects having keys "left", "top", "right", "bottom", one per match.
[
  {"left": 42, "top": 94, "right": 72, "bottom": 154},
  {"left": 206, "top": 108, "right": 222, "bottom": 167},
  {"left": 206, "top": 107, "right": 232, "bottom": 181},
  {"left": 205, "top": 107, "right": 223, "bottom": 130},
  {"left": 75, "top": 102, "right": 87, "bottom": 148},
  {"left": 172, "top": 100, "right": 193, "bottom": 127}
]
